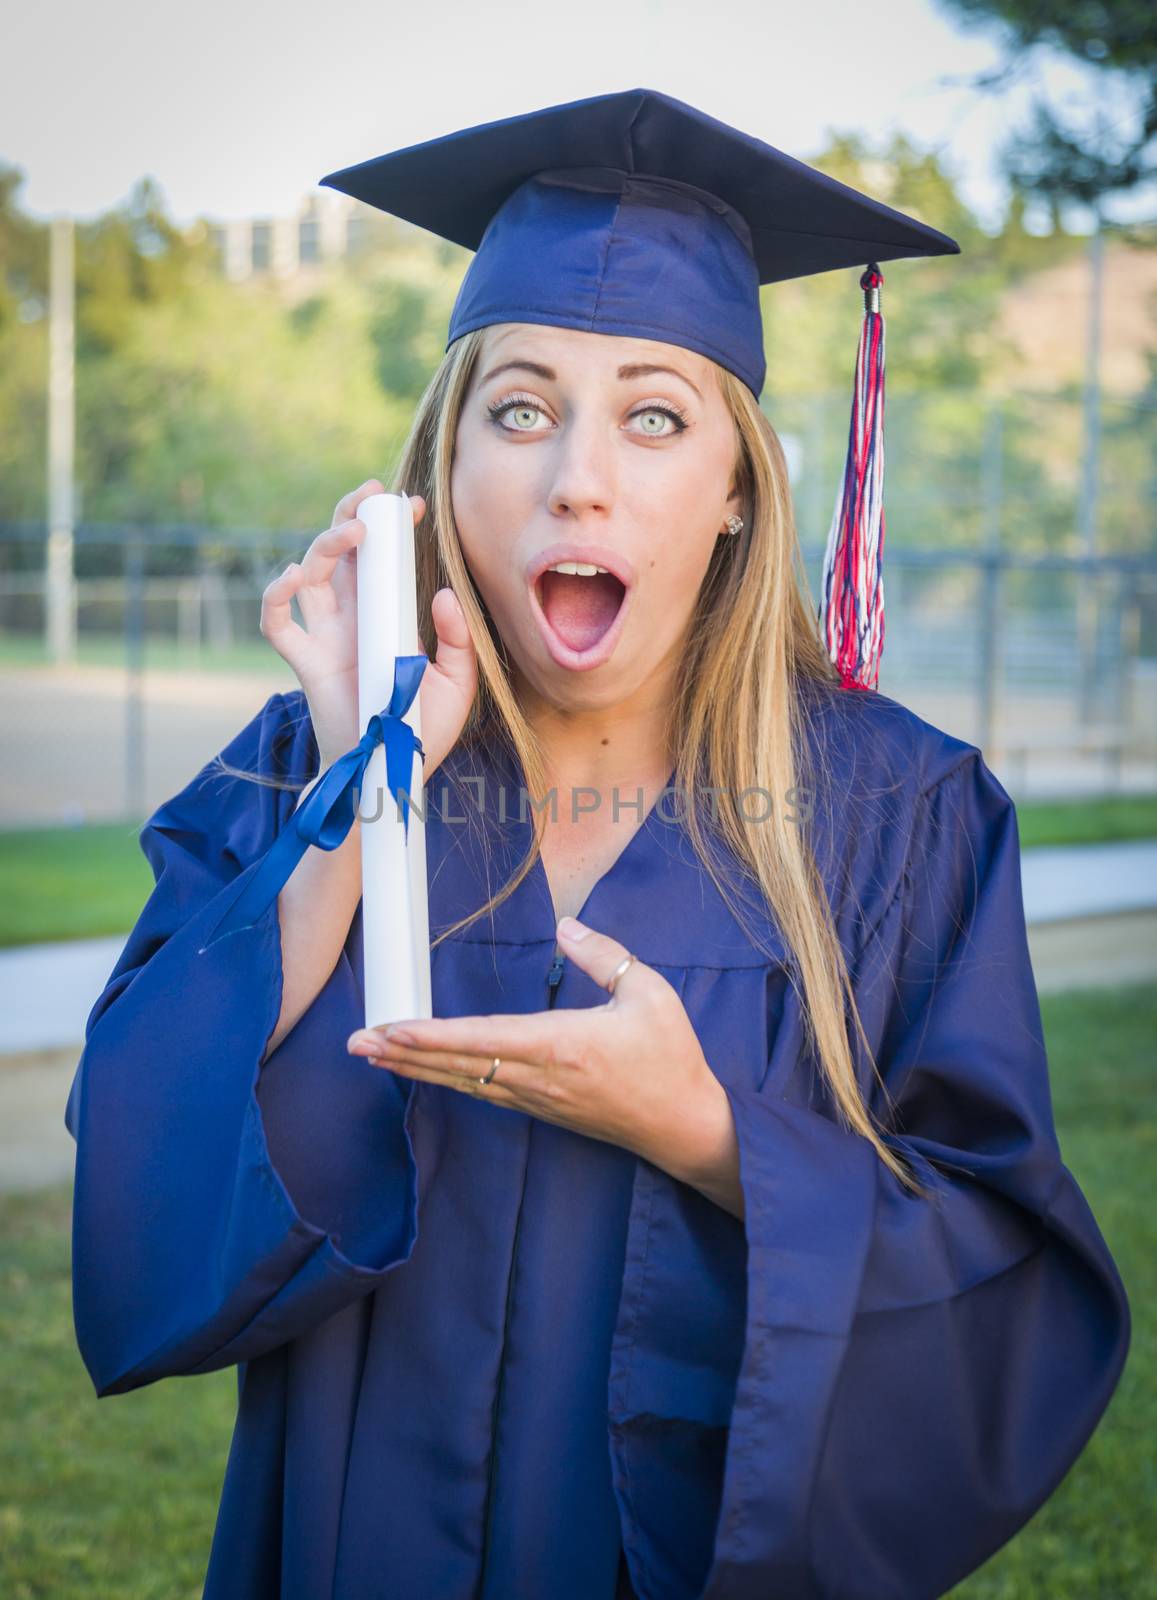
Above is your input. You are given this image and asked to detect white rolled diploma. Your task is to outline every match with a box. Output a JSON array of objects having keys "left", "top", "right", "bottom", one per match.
[{"left": 355, "top": 492, "right": 432, "bottom": 1029}]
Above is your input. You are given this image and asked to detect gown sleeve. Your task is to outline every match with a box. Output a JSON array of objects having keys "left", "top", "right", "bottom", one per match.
[
  {"left": 64, "top": 690, "right": 421, "bottom": 1399},
  {"left": 706, "top": 748, "right": 1132, "bottom": 1600}
]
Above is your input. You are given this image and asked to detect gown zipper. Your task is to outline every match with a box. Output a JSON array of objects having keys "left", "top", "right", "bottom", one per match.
[
  {"left": 477, "top": 947, "right": 566, "bottom": 1592},
  {"left": 545, "top": 950, "right": 565, "bottom": 1006}
]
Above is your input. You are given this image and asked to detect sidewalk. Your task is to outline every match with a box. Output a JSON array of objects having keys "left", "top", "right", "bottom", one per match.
[{"left": 2, "top": 841, "right": 1155, "bottom": 1193}]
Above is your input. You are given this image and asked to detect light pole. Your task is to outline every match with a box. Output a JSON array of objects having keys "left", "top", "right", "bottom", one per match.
[
  {"left": 46, "top": 213, "right": 77, "bottom": 666},
  {"left": 1077, "top": 206, "right": 1105, "bottom": 726}
]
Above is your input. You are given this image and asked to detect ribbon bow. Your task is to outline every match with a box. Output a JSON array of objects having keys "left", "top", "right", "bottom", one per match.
[{"left": 198, "top": 653, "right": 428, "bottom": 952}]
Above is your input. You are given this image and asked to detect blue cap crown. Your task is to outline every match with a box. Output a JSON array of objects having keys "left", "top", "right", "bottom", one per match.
[{"left": 446, "top": 165, "right": 765, "bottom": 395}]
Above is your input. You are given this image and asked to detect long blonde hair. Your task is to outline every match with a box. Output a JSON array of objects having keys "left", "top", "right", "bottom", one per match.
[{"left": 224, "top": 327, "right": 927, "bottom": 1197}]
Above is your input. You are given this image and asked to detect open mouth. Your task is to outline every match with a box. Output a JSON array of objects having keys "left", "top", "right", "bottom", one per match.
[{"left": 536, "top": 568, "right": 628, "bottom": 654}]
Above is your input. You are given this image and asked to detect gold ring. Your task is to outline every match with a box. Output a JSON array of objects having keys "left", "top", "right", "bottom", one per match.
[{"left": 607, "top": 953, "right": 636, "bottom": 996}]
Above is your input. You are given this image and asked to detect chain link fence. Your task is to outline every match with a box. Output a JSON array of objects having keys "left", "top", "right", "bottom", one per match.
[{"left": 2, "top": 389, "right": 1155, "bottom": 825}]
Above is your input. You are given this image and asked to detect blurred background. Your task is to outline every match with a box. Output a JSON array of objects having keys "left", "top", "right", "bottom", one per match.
[{"left": 0, "top": 2, "right": 1154, "bottom": 1596}]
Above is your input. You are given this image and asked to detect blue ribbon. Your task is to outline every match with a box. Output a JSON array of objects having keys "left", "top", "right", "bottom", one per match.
[{"left": 199, "top": 653, "right": 428, "bottom": 951}]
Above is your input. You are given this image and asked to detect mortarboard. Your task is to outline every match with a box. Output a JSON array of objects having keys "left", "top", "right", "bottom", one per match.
[{"left": 319, "top": 87, "right": 961, "bottom": 691}]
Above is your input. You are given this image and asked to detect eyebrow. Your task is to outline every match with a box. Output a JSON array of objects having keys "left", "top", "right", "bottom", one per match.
[{"left": 478, "top": 358, "right": 704, "bottom": 403}]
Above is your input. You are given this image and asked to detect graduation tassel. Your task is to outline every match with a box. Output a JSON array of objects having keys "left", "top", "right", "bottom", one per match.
[{"left": 819, "top": 262, "right": 886, "bottom": 691}]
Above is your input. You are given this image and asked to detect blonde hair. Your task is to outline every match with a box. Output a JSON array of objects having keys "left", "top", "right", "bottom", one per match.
[{"left": 222, "top": 328, "right": 928, "bottom": 1197}]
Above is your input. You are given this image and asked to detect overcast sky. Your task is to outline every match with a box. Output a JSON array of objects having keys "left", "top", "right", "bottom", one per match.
[{"left": 1, "top": 0, "right": 1145, "bottom": 233}]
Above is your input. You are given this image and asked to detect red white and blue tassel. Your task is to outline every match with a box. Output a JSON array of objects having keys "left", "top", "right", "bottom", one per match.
[{"left": 819, "top": 262, "right": 886, "bottom": 692}]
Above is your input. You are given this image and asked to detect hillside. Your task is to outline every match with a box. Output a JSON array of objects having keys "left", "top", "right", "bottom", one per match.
[{"left": 995, "top": 240, "right": 1157, "bottom": 395}]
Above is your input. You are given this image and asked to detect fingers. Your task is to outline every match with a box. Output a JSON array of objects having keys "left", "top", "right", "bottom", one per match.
[
  {"left": 429, "top": 586, "right": 477, "bottom": 678},
  {"left": 259, "top": 562, "right": 313, "bottom": 673},
  {"left": 264, "top": 485, "right": 429, "bottom": 679},
  {"left": 331, "top": 479, "right": 384, "bottom": 530},
  {"left": 350, "top": 1009, "right": 583, "bottom": 1068},
  {"left": 556, "top": 920, "right": 651, "bottom": 1003},
  {"left": 269, "top": 495, "right": 434, "bottom": 642},
  {"left": 296, "top": 518, "right": 366, "bottom": 619},
  {"left": 330, "top": 481, "right": 428, "bottom": 530},
  {"left": 322, "top": 492, "right": 428, "bottom": 610},
  {"left": 259, "top": 524, "right": 363, "bottom": 671}
]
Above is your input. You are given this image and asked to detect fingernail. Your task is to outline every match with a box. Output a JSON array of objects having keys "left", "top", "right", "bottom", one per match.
[
  {"left": 386, "top": 1027, "right": 418, "bottom": 1045},
  {"left": 557, "top": 917, "right": 590, "bottom": 942}
]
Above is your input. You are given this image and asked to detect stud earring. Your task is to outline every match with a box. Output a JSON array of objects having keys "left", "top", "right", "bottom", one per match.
[{"left": 724, "top": 515, "right": 744, "bottom": 537}]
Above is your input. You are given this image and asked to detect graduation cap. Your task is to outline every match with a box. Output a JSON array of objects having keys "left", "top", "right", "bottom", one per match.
[{"left": 319, "top": 87, "right": 961, "bottom": 691}]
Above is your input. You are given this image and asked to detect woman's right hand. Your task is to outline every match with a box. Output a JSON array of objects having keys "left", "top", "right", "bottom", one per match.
[{"left": 260, "top": 478, "right": 478, "bottom": 777}]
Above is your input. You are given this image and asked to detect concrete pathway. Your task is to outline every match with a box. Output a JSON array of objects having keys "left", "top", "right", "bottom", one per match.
[
  {"left": 1020, "top": 839, "right": 1157, "bottom": 922},
  {"left": 0, "top": 1050, "right": 79, "bottom": 1193},
  {"left": 0, "top": 936, "right": 124, "bottom": 1053}
]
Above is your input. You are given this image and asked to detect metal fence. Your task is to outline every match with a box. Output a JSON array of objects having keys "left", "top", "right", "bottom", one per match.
[
  {"left": 3, "top": 384, "right": 1156, "bottom": 823},
  {"left": 1, "top": 518, "right": 1155, "bottom": 828}
]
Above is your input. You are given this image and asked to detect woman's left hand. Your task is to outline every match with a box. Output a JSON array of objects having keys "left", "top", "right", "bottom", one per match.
[{"left": 346, "top": 915, "right": 732, "bottom": 1186}]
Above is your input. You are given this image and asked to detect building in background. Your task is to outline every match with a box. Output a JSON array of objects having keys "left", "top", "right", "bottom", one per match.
[{"left": 204, "top": 190, "right": 401, "bottom": 280}]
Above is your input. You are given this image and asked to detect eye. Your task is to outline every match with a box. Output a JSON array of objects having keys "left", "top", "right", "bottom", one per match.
[
  {"left": 628, "top": 402, "right": 689, "bottom": 437},
  {"left": 486, "top": 392, "right": 552, "bottom": 432}
]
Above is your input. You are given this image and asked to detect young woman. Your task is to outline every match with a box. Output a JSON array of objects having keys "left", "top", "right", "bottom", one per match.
[{"left": 66, "top": 90, "right": 1130, "bottom": 1600}]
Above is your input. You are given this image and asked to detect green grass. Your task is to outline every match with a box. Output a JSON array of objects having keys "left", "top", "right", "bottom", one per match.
[
  {"left": 0, "top": 983, "right": 1151, "bottom": 1598},
  {"left": 947, "top": 982, "right": 1156, "bottom": 1598},
  {"left": 0, "top": 1185, "right": 236, "bottom": 1599},
  {"left": 0, "top": 634, "right": 288, "bottom": 677},
  {"left": 0, "top": 824, "right": 155, "bottom": 947},
  {"left": 2, "top": 796, "right": 1156, "bottom": 949},
  {"left": 1017, "top": 793, "right": 1157, "bottom": 848}
]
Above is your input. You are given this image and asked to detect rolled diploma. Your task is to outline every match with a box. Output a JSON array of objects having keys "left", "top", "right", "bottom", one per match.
[{"left": 355, "top": 492, "right": 432, "bottom": 1029}]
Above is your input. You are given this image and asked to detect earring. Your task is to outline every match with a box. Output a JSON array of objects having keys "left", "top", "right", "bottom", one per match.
[{"left": 724, "top": 514, "right": 744, "bottom": 537}]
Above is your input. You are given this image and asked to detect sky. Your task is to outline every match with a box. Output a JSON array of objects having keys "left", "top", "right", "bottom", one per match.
[{"left": 2, "top": 0, "right": 1151, "bottom": 235}]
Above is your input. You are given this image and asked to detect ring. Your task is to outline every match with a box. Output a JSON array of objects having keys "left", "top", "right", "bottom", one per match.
[
  {"left": 607, "top": 953, "right": 636, "bottom": 996},
  {"left": 479, "top": 1056, "right": 501, "bottom": 1086}
]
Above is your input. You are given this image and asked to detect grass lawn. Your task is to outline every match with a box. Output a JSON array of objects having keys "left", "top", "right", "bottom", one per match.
[
  {"left": 1, "top": 797, "right": 1156, "bottom": 949},
  {"left": 1016, "top": 793, "right": 1157, "bottom": 849},
  {"left": 0, "top": 982, "right": 1152, "bottom": 1598},
  {"left": 0, "top": 824, "right": 155, "bottom": 946},
  {"left": 0, "top": 634, "right": 279, "bottom": 677}
]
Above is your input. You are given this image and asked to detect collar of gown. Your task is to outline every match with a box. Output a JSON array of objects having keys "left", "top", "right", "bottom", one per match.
[{"left": 421, "top": 733, "right": 792, "bottom": 974}]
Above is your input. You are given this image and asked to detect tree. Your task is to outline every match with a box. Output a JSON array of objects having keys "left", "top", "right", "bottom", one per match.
[
  {"left": 934, "top": 0, "right": 1157, "bottom": 210},
  {"left": 75, "top": 175, "right": 215, "bottom": 358},
  {"left": 0, "top": 163, "right": 48, "bottom": 337}
]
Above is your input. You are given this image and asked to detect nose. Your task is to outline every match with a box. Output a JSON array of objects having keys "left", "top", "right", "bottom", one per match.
[{"left": 545, "top": 411, "right": 616, "bottom": 521}]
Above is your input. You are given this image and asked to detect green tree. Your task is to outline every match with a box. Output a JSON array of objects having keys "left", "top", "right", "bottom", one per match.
[
  {"left": 75, "top": 176, "right": 214, "bottom": 359},
  {"left": 763, "top": 129, "right": 1018, "bottom": 403},
  {"left": 368, "top": 277, "right": 440, "bottom": 399},
  {"left": 933, "top": 0, "right": 1157, "bottom": 208},
  {"left": 0, "top": 164, "right": 48, "bottom": 338}
]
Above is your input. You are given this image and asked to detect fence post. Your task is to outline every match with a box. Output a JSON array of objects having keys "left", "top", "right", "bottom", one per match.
[
  {"left": 177, "top": 576, "right": 202, "bottom": 659},
  {"left": 806, "top": 394, "right": 826, "bottom": 548},
  {"left": 46, "top": 216, "right": 77, "bottom": 666},
  {"left": 1110, "top": 564, "right": 1136, "bottom": 788},
  {"left": 978, "top": 402, "right": 1004, "bottom": 759},
  {"left": 124, "top": 536, "right": 146, "bottom": 822},
  {"left": 1077, "top": 214, "right": 1105, "bottom": 727}
]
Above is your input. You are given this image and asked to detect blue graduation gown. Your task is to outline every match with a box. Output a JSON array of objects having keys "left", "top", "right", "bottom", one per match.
[{"left": 65, "top": 682, "right": 1131, "bottom": 1600}]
